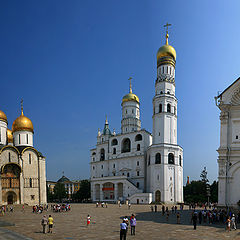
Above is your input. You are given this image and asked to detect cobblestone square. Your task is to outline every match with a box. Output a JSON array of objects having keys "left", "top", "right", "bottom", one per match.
[{"left": 0, "top": 204, "right": 240, "bottom": 240}]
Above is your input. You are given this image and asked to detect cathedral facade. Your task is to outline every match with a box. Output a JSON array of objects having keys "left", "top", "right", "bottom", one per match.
[
  {"left": 90, "top": 31, "right": 183, "bottom": 204},
  {"left": 0, "top": 104, "right": 46, "bottom": 205},
  {"left": 216, "top": 77, "right": 240, "bottom": 207}
]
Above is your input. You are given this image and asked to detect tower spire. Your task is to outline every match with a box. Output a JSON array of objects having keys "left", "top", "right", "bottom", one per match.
[
  {"left": 129, "top": 77, "right": 132, "bottom": 93},
  {"left": 164, "top": 22, "right": 171, "bottom": 45},
  {"left": 21, "top": 99, "right": 24, "bottom": 115},
  {"left": 105, "top": 115, "right": 108, "bottom": 124}
]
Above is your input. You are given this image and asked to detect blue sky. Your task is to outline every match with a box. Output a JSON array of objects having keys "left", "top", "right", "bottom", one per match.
[{"left": 1, "top": 0, "right": 240, "bottom": 183}]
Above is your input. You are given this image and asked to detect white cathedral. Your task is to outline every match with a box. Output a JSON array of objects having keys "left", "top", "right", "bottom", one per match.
[
  {"left": 216, "top": 77, "right": 240, "bottom": 208},
  {"left": 90, "top": 31, "right": 183, "bottom": 204},
  {"left": 0, "top": 103, "right": 46, "bottom": 205}
]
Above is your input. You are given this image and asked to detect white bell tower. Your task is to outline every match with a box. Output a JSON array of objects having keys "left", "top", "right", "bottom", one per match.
[{"left": 147, "top": 23, "right": 183, "bottom": 204}]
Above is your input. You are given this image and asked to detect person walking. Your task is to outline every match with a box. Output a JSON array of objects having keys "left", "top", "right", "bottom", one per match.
[
  {"left": 154, "top": 205, "right": 157, "bottom": 212},
  {"left": 130, "top": 214, "right": 136, "bottom": 236},
  {"left": 87, "top": 215, "right": 91, "bottom": 226},
  {"left": 48, "top": 215, "right": 54, "bottom": 233},
  {"left": 120, "top": 220, "right": 128, "bottom": 240},
  {"left": 192, "top": 211, "right": 198, "bottom": 230},
  {"left": 231, "top": 214, "right": 237, "bottom": 230},
  {"left": 226, "top": 216, "right": 231, "bottom": 232},
  {"left": 41, "top": 215, "right": 48, "bottom": 234}
]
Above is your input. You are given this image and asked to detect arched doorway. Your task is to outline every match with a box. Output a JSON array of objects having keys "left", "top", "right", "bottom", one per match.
[
  {"left": 155, "top": 190, "right": 161, "bottom": 203},
  {"left": 1, "top": 163, "right": 21, "bottom": 204},
  {"left": 102, "top": 182, "right": 114, "bottom": 200},
  {"left": 6, "top": 192, "right": 17, "bottom": 204}
]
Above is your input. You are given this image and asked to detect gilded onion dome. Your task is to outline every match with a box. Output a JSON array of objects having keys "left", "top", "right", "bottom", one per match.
[
  {"left": 0, "top": 110, "right": 8, "bottom": 124},
  {"left": 157, "top": 33, "right": 176, "bottom": 62},
  {"left": 122, "top": 78, "right": 139, "bottom": 104},
  {"left": 12, "top": 103, "right": 34, "bottom": 133},
  {"left": 7, "top": 129, "right": 13, "bottom": 143}
]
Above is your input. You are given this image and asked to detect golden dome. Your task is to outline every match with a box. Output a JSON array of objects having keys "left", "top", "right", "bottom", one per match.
[
  {"left": 0, "top": 110, "right": 8, "bottom": 124},
  {"left": 12, "top": 109, "right": 34, "bottom": 133},
  {"left": 157, "top": 33, "right": 176, "bottom": 61},
  {"left": 7, "top": 129, "right": 13, "bottom": 143},
  {"left": 122, "top": 77, "right": 139, "bottom": 104},
  {"left": 122, "top": 93, "right": 139, "bottom": 103}
]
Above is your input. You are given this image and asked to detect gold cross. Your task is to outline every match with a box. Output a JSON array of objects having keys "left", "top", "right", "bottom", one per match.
[
  {"left": 21, "top": 99, "right": 23, "bottom": 115},
  {"left": 128, "top": 77, "right": 132, "bottom": 93},
  {"left": 164, "top": 22, "right": 172, "bottom": 34}
]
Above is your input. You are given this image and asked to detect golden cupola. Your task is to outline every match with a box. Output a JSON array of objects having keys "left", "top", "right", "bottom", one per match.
[
  {"left": 122, "top": 77, "right": 139, "bottom": 104},
  {"left": 12, "top": 103, "right": 34, "bottom": 133},
  {"left": 7, "top": 129, "right": 13, "bottom": 143},
  {"left": 0, "top": 110, "right": 8, "bottom": 124},
  {"left": 157, "top": 26, "right": 176, "bottom": 67}
]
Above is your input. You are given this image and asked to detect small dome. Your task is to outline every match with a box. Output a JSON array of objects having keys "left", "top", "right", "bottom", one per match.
[
  {"left": 0, "top": 110, "right": 8, "bottom": 124},
  {"left": 7, "top": 129, "right": 13, "bottom": 143},
  {"left": 122, "top": 93, "right": 139, "bottom": 104},
  {"left": 12, "top": 112, "right": 34, "bottom": 133}
]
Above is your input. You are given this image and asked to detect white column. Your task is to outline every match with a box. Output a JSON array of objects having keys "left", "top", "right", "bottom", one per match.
[
  {"left": 92, "top": 183, "right": 96, "bottom": 201},
  {"left": 20, "top": 173, "right": 24, "bottom": 204},
  {"left": 114, "top": 183, "right": 118, "bottom": 201},
  {"left": 100, "top": 184, "right": 103, "bottom": 201}
]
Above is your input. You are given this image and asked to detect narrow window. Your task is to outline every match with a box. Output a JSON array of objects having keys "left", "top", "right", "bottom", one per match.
[
  {"left": 8, "top": 152, "right": 11, "bottom": 162},
  {"left": 113, "top": 173, "right": 115, "bottom": 176},
  {"left": 159, "top": 132, "right": 160, "bottom": 136},
  {"left": 126, "top": 110, "right": 127, "bottom": 114},
  {"left": 101, "top": 165, "right": 103, "bottom": 169},
  {"left": 159, "top": 104, "right": 162, "bottom": 113},
  {"left": 137, "top": 144, "right": 140, "bottom": 151},
  {"left": 113, "top": 148, "right": 116, "bottom": 154},
  {"left": 168, "top": 153, "right": 174, "bottom": 164},
  {"left": 127, "top": 173, "right": 130, "bottom": 177},
  {"left": 132, "top": 109, "right": 134, "bottom": 114},
  {"left": 122, "top": 173, "right": 124, "bottom": 176},
  {"left": 29, "top": 154, "right": 31, "bottom": 164},
  {"left": 29, "top": 178, "right": 32, "bottom": 188},
  {"left": 170, "top": 67, "right": 172, "bottom": 75},
  {"left": 113, "top": 164, "right": 115, "bottom": 168},
  {"left": 101, "top": 174, "right": 103, "bottom": 177},
  {"left": 137, "top": 161, "right": 139, "bottom": 166},
  {"left": 137, "top": 171, "right": 139, "bottom": 176},
  {"left": 148, "top": 155, "right": 150, "bottom": 166},
  {"left": 236, "top": 136, "right": 238, "bottom": 140},
  {"left": 0, "top": 128, "right": 1, "bottom": 142},
  {"left": 136, "top": 182, "right": 139, "bottom": 188},
  {"left": 163, "top": 66, "right": 164, "bottom": 74},
  {"left": 26, "top": 134, "right": 28, "bottom": 144},
  {"left": 19, "top": 134, "right": 21, "bottom": 144},
  {"left": 93, "top": 166, "right": 95, "bottom": 170},
  {"left": 167, "top": 104, "right": 171, "bottom": 113},
  {"left": 179, "top": 155, "right": 182, "bottom": 166}
]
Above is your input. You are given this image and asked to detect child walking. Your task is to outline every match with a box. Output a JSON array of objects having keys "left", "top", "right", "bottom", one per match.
[{"left": 87, "top": 215, "right": 91, "bottom": 226}]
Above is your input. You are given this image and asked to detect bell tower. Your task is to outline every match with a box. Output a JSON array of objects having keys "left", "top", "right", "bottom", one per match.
[{"left": 152, "top": 23, "right": 178, "bottom": 145}]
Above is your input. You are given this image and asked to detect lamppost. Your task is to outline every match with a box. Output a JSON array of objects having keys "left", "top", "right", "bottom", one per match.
[{"left": 206, "top": 184, "right": 211, "bottom": 207}]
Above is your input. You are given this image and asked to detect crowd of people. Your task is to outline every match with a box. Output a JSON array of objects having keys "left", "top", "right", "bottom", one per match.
[{"left": 50, "top": 203, "right": 71, "bottom": 212}]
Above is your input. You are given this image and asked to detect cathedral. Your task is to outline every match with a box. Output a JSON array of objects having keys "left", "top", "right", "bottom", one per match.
[
  {"left": 216, "top": 77, "right": 240, "bottom": 208},
  {"left": 90, "top": 29, "right": 183, "bottom": 204},
  {"left": 0, "top": 103, "right": 46, "bottom": 205}
]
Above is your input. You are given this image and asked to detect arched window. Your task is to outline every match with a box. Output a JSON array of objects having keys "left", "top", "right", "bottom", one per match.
[
  {"left": 155, "top": 190, "right": 161, "bottom": 202},
  {"left": 159, "top": 104, "right": 162, "bottom": 113},
  {"left": 29, "top": 154, "right": 31, "bottom": 164},
  {"left": 155, "top": 153, "right": 161, "bottom": 164},
  {"left": 100, "top": 148, "right": 105, "bottom": 161},
  {"left": 137, "top": 144, "right": 140, "bottom": 151},
  {"left": 160, "top": 91, "right": 163, "bottom": 94},
  {"left": 167, "top": 104, "right": 171, "bottom": 113},
  {"left": 121, "top": 138, "right": 131, "bottom": 153},
  {"left": 127, "top": 173, "right": 130, "bottom": 177},
  {"left": 167, "top": 91, "right": 170, "bottom": 94},
  {"left": 113, "top": 148, "right": 116, "bottom": 154},
  {"left": 111, "top": 139, "right": 118, "bottom": 146},
  {"left": 179, "top": 155, "right": 182, "bottom": 166},
  {"left": 168, "top": 153, "right": 174, "bottom": 164},
  {"left": 29, "top": 178, "right": 32, "bottom": 188},
  {"left": 135, "top": 134, "right": 142, "bottom": 141}
]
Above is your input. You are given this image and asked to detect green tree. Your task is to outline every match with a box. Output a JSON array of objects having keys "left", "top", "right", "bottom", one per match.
[
  {"left": 73, "top": 180, "right": 91, "bottom": 202},
  {"left": 184, "top": 180, "right": 207, "bottom": 203},
  {"left": 53, "top": 183, "right": 67, "bottom": 202},
  {"left": 210, "top": 181, "right": 218, "bottom": 202},
  {"left": 47, "top": 185, "right": 54, "bottom": 203}
]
